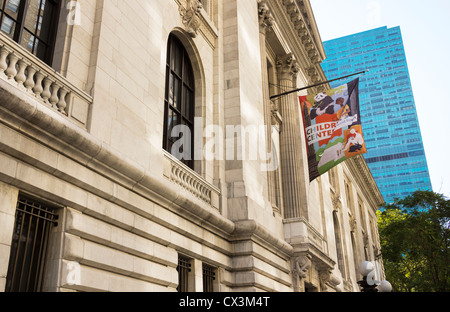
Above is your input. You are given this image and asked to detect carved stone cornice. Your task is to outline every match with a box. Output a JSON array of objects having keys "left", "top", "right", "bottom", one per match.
[
  {"left": 280, "top": 0, "right": 323, "bottom": 65},
  {"left": 265, "top": 0, "right": 328, "bottom": 90}
]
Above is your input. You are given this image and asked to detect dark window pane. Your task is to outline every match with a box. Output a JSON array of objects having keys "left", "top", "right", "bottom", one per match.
[
  {"left": 38, "top": 0, "right": 55, "bottom": 42},
  {"left": 20, "top": 29, "right": 35, "bottom": 53},
  {"left": 0, "top": 0, "right": 59, "bottom": 65},
  {"left": 174, "top": 43, "right": 182, "bottom": 76},
  {"left": 35, "top": 39, "right": 48, "bottom": 60},
  {"left": 174, "top": 76, "right": 181, "bottom": 111},
  {"left": 182, "top": 86, "right": 190, "bottom": 118},
  {"left": 168, "top": 73, "right": 174, "bottom": 106},
  {"left": 1, "top": 14, "right": 15, "bottom": 37},
  {"left": 183, "top": 58, "right": 194, "bottom": 88},
  {"left": 24, "top": 0, "right": 40, "bottom": 35}
]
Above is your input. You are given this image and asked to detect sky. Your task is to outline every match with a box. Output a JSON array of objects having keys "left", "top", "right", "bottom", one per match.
[{"left": 309, "top": 0, "right": 450, "bottom": 198}]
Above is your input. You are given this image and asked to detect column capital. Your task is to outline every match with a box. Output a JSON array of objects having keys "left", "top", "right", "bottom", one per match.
[
  {"left": 258, "top": 0, "right": 274, "bottom": 34},
  {"left": 276, "top": 53, "right": 299, "bottom": 83}
]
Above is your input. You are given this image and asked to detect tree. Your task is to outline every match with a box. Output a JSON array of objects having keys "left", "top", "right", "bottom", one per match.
[{"left": 377, "top": 190, "right": 450, "bottom": 292}]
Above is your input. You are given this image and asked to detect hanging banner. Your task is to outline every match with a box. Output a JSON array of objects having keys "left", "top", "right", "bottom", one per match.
[{"left": 300, "top": 78, "right": 367, "bottom": 182}]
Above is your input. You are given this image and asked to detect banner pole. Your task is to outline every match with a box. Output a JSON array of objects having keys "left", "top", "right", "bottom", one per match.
[{"left": 269, "top": 70, "right": 368, "bottom": 100}]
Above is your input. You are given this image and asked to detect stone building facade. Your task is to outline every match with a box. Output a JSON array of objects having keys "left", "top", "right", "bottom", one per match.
[{"left": 0, "top": 0, "right": 384, "bottom": 292}]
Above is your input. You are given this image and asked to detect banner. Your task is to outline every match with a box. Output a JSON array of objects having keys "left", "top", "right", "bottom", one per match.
[{"left": 300, "top": 78, "right": 367, "bottom": 182}]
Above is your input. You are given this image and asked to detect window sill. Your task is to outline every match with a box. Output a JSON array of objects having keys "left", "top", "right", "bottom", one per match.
[{"left": 163, "top": 150, "right": 221, "bottom": 211}]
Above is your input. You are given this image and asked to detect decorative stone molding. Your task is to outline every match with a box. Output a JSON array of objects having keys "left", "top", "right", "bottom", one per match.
[
  {"left": 291, "top": 254, "right": 312, "bottom": 292},
  {"left": 163, "top": 151, "right": 220, "bottom": 210},
  {"left": 293, "top": 254, "right": 312, "bottom": 279},
  {"left": 175, "top": 0, "right": 218, "bottom": 48},
  {"left": 281, "top": 0, "right": 321, "bottom": 65},
  {"left": 258, "top": 0, "right": 274, "bottom": 34},
  {"left": 0, "top": 32, "right": 92, "bottom": 128},
  {"left": 349, "top": 214, "right": 357, "bottom": 232},
  {"left": 271, "top": 103, "right": 283, "bottom": 127},
  {"left": 306, "top": 66, "right": 321, "bottom": 84},
  {"left": 276, "top": 53, "right": 299, "bottom": 82},
  {"left": 331, "top": 191, "right": 342, "bottom": 212},
  {"left": 363, "top": 232, "right": 369, "bottom": 246},
  {"left": 179, "top": 0, "right": 203, "bottom": 38},
  {"left": 319, "top": 270, "right": 341, "bottom": 292}
]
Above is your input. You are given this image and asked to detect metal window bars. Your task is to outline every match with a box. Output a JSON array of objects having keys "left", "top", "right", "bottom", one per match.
[
  {"left": 202, "top": 264, "right": 216, "bottom": 292},
  {"left": 177, "top": 256, "right": 192, "bottom": 292},
  {"left": 5, "top": 196, "right": 58, "bottom": 292}
]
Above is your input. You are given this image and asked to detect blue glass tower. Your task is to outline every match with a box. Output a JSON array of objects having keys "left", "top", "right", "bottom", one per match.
[{"left": 320, "top": 26, "right": 432, "bottom": 203}]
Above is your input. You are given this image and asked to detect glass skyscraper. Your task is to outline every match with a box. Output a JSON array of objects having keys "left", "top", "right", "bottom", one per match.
[{"left": 320, "top": 26, "right": 432, "bottom": 203}]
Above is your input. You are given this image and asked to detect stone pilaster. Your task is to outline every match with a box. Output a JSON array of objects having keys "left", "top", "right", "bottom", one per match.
[
  {"left": 277, "top": 53, "right": 304, "bottom": 219},
  {"left": 258, "top": 0, "right": 277, "bottom": 212}
]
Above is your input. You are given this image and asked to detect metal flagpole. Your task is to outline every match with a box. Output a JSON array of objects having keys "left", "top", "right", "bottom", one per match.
[{"left": 269, "top": 70, "right": 368, "bottom": 100}]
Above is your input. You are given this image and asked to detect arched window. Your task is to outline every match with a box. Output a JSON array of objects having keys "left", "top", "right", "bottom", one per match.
[
  {"left": 163, "top": 34, "right": 195, "bottom": 169},
  {"left": 0, "top": 0, "right": 61, "bottom": 65}
]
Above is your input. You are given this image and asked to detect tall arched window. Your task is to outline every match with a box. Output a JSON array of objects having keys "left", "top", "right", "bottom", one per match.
[{"left": 163, "top": 34, "right": 195, "bottom": 169}]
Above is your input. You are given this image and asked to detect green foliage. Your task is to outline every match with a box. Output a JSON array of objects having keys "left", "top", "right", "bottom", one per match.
[{"left": 377, "top": 190, "right": 450, "bottom": 292}]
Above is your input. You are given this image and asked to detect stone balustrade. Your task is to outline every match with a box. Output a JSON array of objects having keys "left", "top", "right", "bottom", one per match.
[
  {"left": 163, "top": 151, "right": 220, "bottom": 211},
  {"left": 0, "top": 32, "right": 92, "bottom": 128}
]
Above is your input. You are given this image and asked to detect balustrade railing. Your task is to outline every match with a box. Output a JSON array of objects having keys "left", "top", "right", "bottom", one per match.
[
  {"left": 163, "top": 151, "right": 220, "bottom": 210},
  {"left": 0, "top": 32, "right": 92, "bottom": 128}
]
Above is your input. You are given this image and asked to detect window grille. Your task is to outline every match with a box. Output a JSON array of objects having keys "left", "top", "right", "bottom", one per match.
[
  {"left": 5, "top": 196, "right": 58, "bottom": 292},
  {"left": 177, "top": 256, "right": 192, "bottom": 292},
  {"left": 202, "top": 264, "right": 216, "bottom": 292}
]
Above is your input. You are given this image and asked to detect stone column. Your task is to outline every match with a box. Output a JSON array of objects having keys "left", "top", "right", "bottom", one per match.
[
  {"left": 277, "top": 54, "right": 305, "bottom": 219},
  {"left": 258, "top": 0, "right": 277, "bottom": 212}
]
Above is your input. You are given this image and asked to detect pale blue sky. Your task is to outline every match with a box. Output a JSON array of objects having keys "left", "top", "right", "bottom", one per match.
[{"left": 310, "top": 0, "right": 450, "bottom": 198}]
